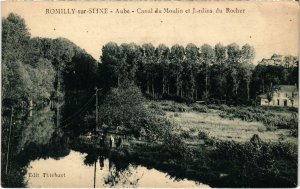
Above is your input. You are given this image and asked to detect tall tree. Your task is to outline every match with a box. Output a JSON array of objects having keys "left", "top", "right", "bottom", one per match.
[
  {"left": 120, "top": 43, "right": 142, "bottom": 84},
  {"left": 184, "top": 43, "right": 199, "bottom": 100},
  {"left": 141, "top": 43, "right": 156, "bottom": 97},
  {"left": 170, "top": 44, "right": 185, "bottom": 97},
  {"left": 101, "top": 42, "right": 123, "bottom": 87},
  {"left": 240, "top": 44, "right": 255, "bottom": 100},
  {"left": 212, "top": 43, "right": 227, "bottom": 100},
  {"left": 200, "top": 44, "right": 214, "bottom": 102},
  {"left": 227, "top": 43, "right": 241, "bottom": 98},
  {"left": 156, "top": 44, "right": 171, "bottom": 95},
  {"left": 2, "top": 13, "right": 30, "bottom": 63}
]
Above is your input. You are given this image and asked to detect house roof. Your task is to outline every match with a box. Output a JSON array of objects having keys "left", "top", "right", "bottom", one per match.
[
  {"left": 258, "top": 94, "right": 267, "bottom": 98},
  {"left": 258, "top": 85, "right": 298, "bottom": 99},
  {"left": 274, "top": 85, "right": 297, "bottom": 92}
]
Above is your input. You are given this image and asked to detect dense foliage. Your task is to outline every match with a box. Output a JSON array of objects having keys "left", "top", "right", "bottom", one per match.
[
  {"left": 2, "top": 13, "right": 97, "bottom": 108},
  {"left": 99, "top": 42, "right": 298, "bottom": 104},
  {"left": 2, "top": 13, "right": 298, "bottom": 108},
  {"left": 98, "top": 84, "right": 173, "bottom": 140},
  {"left": 212, "top": 141, "right": 297, "bottom": 187},
  {"left": 211, "top": 104, "right": 298, "bottom": 131}
]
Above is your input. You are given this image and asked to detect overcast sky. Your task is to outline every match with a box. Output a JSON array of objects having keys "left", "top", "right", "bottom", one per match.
[{"left": 2, "top": 1, "right": 299, "bottom": 64}]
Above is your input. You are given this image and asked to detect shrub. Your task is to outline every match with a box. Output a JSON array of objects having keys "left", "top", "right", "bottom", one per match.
[
  {"left": 148, "top": 103, "right": 165, "bottom": 116},
  {"left": 162, "top": 133, "right": 193, "bottom": 160},
  {"left": 216, "top": 105, "right": 298, "bottom": 130},
  {"left": 212, "top": 141, "right": 297, "bottom": 187},
  {"left": 189, "top": 128, "right": 196, "bottom": 133},
  {"left": 162, "top": 103, "right": 187, "bottom": 112},
  {"left": 289, "top": 129, "right": 297, "bottom": 137},
  {"left": 191, "top": 104, "right": 209, "bottom": 113},
  {"left": 207, "top": 104, "right": 219, "bottom": 110},
  {"left": 98, "top": 85, "right": 172, "bottom": 139},
  {"left": 180, "top": 130, "right": 192, "bottom": 139},
  {"left": 198, "top": 130, "right": 209, "bottom": 140}
]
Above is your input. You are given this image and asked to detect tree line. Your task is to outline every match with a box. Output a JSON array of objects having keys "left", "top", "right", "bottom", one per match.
[
  {"left": 2, "top": 13, "right": 299, "bottom": 108},
  {"left": 2, "top": 13, "right": 97, "bottom": 108},
  {"left": 99, "top": 42, "right": 298, "bottom": 104}
]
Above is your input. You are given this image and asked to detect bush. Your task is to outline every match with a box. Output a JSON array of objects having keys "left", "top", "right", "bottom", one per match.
[
  {"left": 180, "top": 130, "right": 192, "bottom": 139},
  {"left": 212, "top": 141, "right": 297, "bottom": 187},
  {"left": 191, "top": 104, "right": 209, "bottom": 113},
  {"left": 99, "top": 85, "right": 172, "bottom": 139},
  {"left": 162, "top": 133, "right": 193, "bottom": 160},
  {"left": 189, "top": 128, "right": 196, "bottom": 133},
  {"left": 216, "top": 105, "right": 298, "bottom": 130},
  {"left": 289, "top": 129, "right": 297, "bottom": 137},
  {"left": 162, "top": 103, "right": 187, "bottom": 112},
  {"left": 148, "top": 103, "right": 165, "bottom": 116},
  {"left": 198, "top": 130, "right": 209, "bottom": 140},
  {"left": 207, "top": 104, "right": 219, "bottom": 110}
]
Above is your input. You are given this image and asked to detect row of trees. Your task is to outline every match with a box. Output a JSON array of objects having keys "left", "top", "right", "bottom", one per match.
[
  {"left": 2, "top": 13, "right": 97, "bottom": 107},
  {"left": 2, "top": 13, "right": 298, "bottom": 107},
  {"left": 99, "top": 42, "right": 298, "bottom": 104}
]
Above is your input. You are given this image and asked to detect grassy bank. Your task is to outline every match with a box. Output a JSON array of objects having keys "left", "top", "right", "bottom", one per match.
[
  {"left": 72, "top": 98, "right": 298, "bottom": 187},
  {"left": 147, "top": 100, "right": 298, "bottom": 144},
  {"left": 106, "top": 138, "right": 297, "bottom": 188}
]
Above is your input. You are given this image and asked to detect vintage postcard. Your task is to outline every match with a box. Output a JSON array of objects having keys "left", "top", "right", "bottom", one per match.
[{"left": 1, "top": 1, "right": 298, "bottom": 188}]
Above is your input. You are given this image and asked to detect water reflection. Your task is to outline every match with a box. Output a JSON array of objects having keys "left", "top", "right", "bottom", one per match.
[
  {"left": 2, "top": 96, "right": 210, "bottom": 188},
  {"left": 25, "top": 150, "right": 208, "bottom": 188},
  {"left": 1, "top": 103, "right": 70, "bottom": 187}
]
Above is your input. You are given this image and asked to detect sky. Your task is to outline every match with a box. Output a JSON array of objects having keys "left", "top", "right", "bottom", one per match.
[{"left": 2, "top": 1, "right": 299, "bottom": 64}]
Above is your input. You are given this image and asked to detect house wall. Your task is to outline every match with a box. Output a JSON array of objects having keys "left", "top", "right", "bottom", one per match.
[
  {"left": 260, "top": 91, "right": 298, "bottom": 107},
  {"left": 260, "top": 98, "right": 270, "bottom": 106}
]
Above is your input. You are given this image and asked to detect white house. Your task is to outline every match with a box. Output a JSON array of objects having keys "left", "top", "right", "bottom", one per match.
[{"left": 258, "top": 85, "right": 298, "bottom": 107}]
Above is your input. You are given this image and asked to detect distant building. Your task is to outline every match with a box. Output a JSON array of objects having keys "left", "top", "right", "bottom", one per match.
[{"left": 258, "top": 85, "right": 298, "bottom": 107}]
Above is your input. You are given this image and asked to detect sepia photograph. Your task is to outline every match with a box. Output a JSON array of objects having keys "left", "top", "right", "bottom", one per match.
[{"left": 1, "top": 1, "right": 299, "bottom": 188}]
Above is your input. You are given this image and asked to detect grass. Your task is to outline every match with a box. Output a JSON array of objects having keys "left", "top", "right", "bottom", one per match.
[{"left": 148, "top": 100, "right": 298, "bottom": 144}]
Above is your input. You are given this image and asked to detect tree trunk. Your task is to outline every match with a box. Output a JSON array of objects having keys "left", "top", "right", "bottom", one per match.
[
  {"left": 262, "top": 79, "right": 265, "bottom": 94},
  {"left": 176, "top": 75, "right": 179, "bottom": 96},
  {"left": 162, "top": 74, "right": 165, "bottom": 94},
  {"left": 56, "top": 102, "right": 60, "bottom": 127},
  {"left": 205, "top": 65, "right": 208, "bottom": 94},
  {"left": 146, "top": 73, "right": 150, "bottom": 94},
  {"left": 117, "top": 76, "right": 120, "bottom": 88},
  {"left": 152, "top": 77, "right": 154, "bottom": 98},
  {"left": 247, "top": 81, "right": 250, "bottom": 100},
  {"left": 5, "top": 107, "right": 13, "bottom": 174}
]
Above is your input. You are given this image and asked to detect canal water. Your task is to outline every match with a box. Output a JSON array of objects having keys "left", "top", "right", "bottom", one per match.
[
  {"left": 1, "top": 97, "right": 211, "bottom": 188},
  {"left": 25, "top": 150, "right": 209, "bottom": 188}
]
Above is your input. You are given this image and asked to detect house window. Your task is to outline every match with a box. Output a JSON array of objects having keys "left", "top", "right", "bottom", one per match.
[{"left": 277, "top": 99, "right": 280, "bottom": 105}]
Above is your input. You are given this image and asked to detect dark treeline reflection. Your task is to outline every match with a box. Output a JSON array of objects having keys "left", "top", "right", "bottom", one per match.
[
  {"left": 72, "top": 145, "right": 145, "bottom": 187},
  {"left": 1, "top": 104, "right": 70, "bottom": 187}
]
